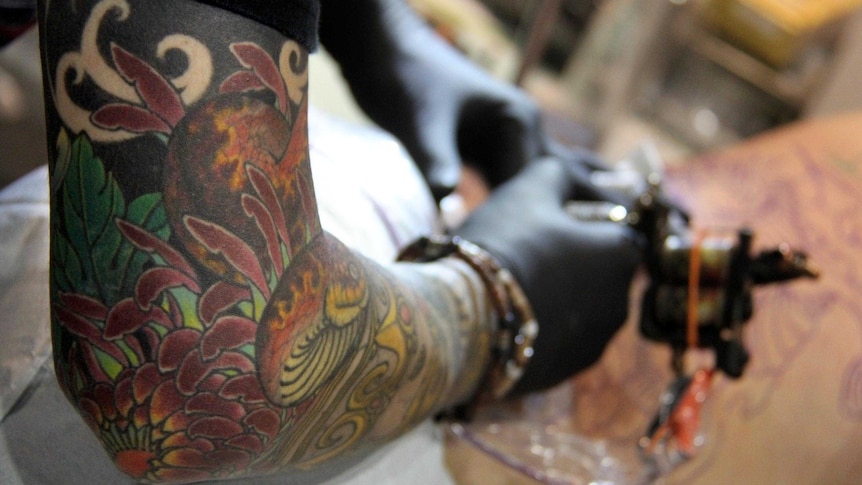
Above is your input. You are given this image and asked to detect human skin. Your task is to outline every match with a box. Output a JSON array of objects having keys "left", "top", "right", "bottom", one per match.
[
  {"left": 39, "top": 0, "right": 494, "bottom": 481},
  {"left": 447, "top": 113, "right": 862, "bottom": 485}
]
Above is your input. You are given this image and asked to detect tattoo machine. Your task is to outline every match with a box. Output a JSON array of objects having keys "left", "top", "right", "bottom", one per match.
[{"left": 567, "top": 141, "right": 819, "bottom": 473}]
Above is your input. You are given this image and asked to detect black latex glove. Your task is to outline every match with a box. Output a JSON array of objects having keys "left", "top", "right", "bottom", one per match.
[
  {"left": 454, "top": 157, "right": 643, "bottom": 396},
  {"left": 320, "top": 0, "right": 551, "bottom": 201}
]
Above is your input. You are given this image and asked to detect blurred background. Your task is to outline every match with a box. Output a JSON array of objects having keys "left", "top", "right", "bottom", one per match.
[
  {"left": 3, "top": 0, "right": 862, "bottom": 188},
  {"left": 409, "top": 0, "right": 862, "bottom": 163}
]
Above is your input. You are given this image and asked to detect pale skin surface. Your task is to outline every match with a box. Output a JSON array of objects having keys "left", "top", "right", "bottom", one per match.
[{"left": 39, "top": 0, "right": 494, "bottom": 482}]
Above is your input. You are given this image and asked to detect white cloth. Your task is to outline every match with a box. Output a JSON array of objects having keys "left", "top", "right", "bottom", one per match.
[
  {"left": 0, "top": 165, "right": 51, "bottom": 421},
  {"left": 0, "top": 107, "right": 454, "bottom": 485}
]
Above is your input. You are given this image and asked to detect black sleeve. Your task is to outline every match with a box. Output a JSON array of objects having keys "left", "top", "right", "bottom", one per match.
[
  {"left": 197, "top": 0, "right": 321, "bottom": 51},
  {"left": 13, "top": 0, "right": 321, "bottom": 51}
]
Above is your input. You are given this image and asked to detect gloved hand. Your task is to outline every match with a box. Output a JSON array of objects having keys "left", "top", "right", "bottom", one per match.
[
  {"left": 320, "top": 0, "right": 551, "bottom": 201},
  {"left": 454, "top": 157, "right": 643, "bottom": 396}
]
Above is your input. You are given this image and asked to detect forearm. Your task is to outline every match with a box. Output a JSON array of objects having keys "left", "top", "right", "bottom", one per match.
[
  {"left": 253, "top": 232, "right": 494, "bottom": 467},
  {"left": 41, "top": 0, "right": 492, "bottom": 481}
]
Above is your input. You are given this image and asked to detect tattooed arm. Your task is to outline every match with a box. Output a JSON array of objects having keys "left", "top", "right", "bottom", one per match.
[
  {"left": 39, "top": 0, "right": 643, "bottom": 481},
  {"left": 39, "top": 0, "right": 493, "bottom": 482}
]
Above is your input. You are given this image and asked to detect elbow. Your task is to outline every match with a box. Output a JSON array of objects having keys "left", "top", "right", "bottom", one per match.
[{"left": 52, "top": 336, "right": 283, "bottom": 483}]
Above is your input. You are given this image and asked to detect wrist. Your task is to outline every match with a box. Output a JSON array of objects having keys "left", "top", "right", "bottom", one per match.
[
  {"left": 398, "top": 235, "right": 538, "bottom": 420},
  {"left": 431, "top": 256, "right": 498, "bottom": 404}
]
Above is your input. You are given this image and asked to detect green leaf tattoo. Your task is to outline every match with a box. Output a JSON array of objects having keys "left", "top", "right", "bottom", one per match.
[{"left": 53, "top": 130, "right": 169, "bottom": 306}]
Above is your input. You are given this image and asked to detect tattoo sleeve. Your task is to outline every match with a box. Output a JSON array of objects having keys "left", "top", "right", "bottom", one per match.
[{"left": 39, "top": 0, "right": 494, "bottom": 482}]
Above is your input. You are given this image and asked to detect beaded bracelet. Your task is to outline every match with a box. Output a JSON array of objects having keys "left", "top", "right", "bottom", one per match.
[{"left": 397, "top": 235, "right": 538, "bottom": 420}]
